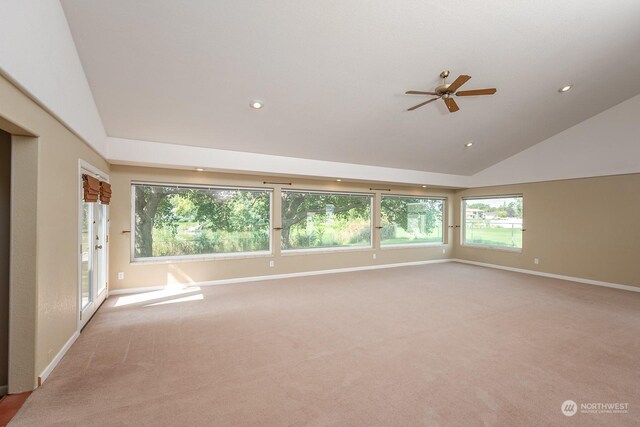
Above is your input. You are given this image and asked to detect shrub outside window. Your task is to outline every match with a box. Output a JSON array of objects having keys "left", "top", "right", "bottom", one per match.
[
  {"left": 281, "top": 190, "right": 372, "bottom": 250},
  {"left": 462, "top": 195, "right": 523, "bottom": 250},
  {"left": 133, "top": 183, "right": 271, "bottom": 259},
  {"left": 380, "top": 196, "right": 444, "bottom": 245}
]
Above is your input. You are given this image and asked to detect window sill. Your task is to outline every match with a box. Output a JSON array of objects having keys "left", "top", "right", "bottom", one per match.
[
  {"left": 131, "top": 251, "right": 273, "bottom": 264},
  {"left": 461, "top": 244, "right": 522, "bottom": 253},
  {"left": 281, "top": 246, "right": 372, "bottom": 256},
  {"left": 381, "top": 242, "right": 446, "bottom": 249}
]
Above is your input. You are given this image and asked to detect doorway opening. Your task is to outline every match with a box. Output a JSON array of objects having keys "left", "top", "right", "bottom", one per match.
[{"left": 79, "top": 165, "right": 109, "bottom": 329}]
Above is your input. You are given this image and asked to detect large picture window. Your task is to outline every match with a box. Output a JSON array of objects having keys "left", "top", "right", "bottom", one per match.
[
  {"left": 133, "top": 183, "right": 271, "bottom": 259},
  {"left": 281, "top": 190, "right": 372, "bottom": 250},
  {"left": 380, "top": 196, "right": 444, "bottom": 245},
  {"left": 463, "top": 195, "right": 523, "bottom": 250}
]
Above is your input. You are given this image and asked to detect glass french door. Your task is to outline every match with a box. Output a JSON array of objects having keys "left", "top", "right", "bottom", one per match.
[{"left": 80, "top": 197, "right": 108, "bottom": 327}]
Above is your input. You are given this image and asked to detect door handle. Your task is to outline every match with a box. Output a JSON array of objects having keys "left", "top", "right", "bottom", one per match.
[{"left": 95, "top": 245, "right": 103, "bottom": 250}]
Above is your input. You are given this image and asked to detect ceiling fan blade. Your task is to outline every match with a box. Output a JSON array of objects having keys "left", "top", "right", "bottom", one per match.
[
  {"left": 444, "top": 97, "right": 460, "bottom": 113},
  {"left": 447, "top": 75, "right": 471, "bottom": 93},
  {"left": 456, "top": 88, "right": 497, "bottom": 96},
  {"left": 405, "top": 90, "right": 439, "bottom": 95},
  {"left": 407, "top": 97, "right": 440, "bottom": 111}
]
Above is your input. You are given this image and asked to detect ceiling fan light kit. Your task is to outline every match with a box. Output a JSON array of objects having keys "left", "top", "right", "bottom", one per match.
[{"left": 406, "top": 70, "right": 497, "bottom": 113}]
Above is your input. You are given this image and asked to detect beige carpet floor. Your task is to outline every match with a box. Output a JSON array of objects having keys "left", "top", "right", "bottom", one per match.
[{"left": 11, "top": 263, "right": 640, "bottom": 426}]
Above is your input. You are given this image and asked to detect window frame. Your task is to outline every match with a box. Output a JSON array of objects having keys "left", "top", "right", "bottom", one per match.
[
  {"left": 380, "top": 194, "right": 447, "bottom": 248},
  {"left": 461, "top": 194, "right": 524, "bottom": 252},
  {"left": 130, "top": 181, "right": 273, "bottom": 262},
  {"left": 280, "top": 189, "right": 374, "bottom": 253}
]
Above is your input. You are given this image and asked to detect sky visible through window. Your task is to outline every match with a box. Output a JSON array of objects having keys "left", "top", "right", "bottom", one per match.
[{"left": 469, "top": 197, "right": 520, "bottom": 208}]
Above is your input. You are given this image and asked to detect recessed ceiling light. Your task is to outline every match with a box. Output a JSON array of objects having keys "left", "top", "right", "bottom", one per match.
[
  {"left": 464, "top": 142, "right": 474, "bottom": 148},
  {"left": 195, "top": 168, "right": 204, "bottom": 172},
  {"left": 336, "top": 179, "right": 342, "bottom": 182},
  {"left": 559, "top": 85, "right": 573, "bottom": 93},
  {"left": 250, "top": 100, "right": 264, "bottom": 109},
  {"left": 421, "top": 185, "right": 427, "bottom": 188}
]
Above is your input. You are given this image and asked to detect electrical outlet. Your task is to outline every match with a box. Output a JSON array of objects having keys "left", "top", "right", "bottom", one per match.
[
  {"left": 442, "top": 248, "right": 446, "bottom": 254},
  {"left": 372, "top": 253, "right": 377, "bottom": 260},
  {"left": 117, "top": 272, "right": 125, "bottom": 280},
  {"left": 269, "top": 260, "right": 275, "bottom": 267},
  {"left": 534, "top": 258, "right": 539, "bottom": 265}
]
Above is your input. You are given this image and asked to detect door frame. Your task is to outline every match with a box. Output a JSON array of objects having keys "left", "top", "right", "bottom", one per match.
[{"left": 77, "top": 160, "right": 109, "bottom": 330}]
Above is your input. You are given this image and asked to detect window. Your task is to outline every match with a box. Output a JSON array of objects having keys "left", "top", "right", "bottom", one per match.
[
  {"left": 133, "top": 183, "right": 271, "bottom": 259},
  {"left": 380, "top": 196, "right": 444, "bottom": 245},
  {"left": 462, "top": 195, "right": 523, "bottom": 250},
  {"left": 281, "top": 190, "right": 372, "bottom": 250}
]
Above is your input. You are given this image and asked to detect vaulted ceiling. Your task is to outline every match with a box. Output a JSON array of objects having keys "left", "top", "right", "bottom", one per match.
[{"left": 61, "top": 0, "right": 640, "bottom": 175}]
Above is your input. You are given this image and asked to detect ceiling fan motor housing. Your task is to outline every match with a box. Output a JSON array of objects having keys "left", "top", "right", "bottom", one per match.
[{"left": 435, "top": 84, "right": 452, "bottom": 96}]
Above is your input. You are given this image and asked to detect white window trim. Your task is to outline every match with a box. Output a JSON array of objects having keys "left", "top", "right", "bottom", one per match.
[
  {"left": 461, "top": 194, "right": 524, "bottom": 251},
  {"left": 280, "top": 189, "right": 374, "bottom": 253},
  {"left": 380, "top": 195, "right": 446, "bottom": 247},
  {"left": 131, "top": 180, "right": 274, "bottom": 192},
  {"left": 384, "top": 194, "right": 447, "bottom": 201},
  {"left": 131, "top": 182, "right": 273, "bottom": 261},
  {"left": 461, "top": 243, "right": 522, "bottom": 253},
  {"left": 131, "top": 250, "right": 273, "bottom": 264},
  {"left": 281, "top": 188, "right": 375, "bottom": 197},
  {"left": 380, "top": 242, "right": 446, "bottom": 249},
  {"left": 281, "top": 246, "right": 374, "bottom": 256}
]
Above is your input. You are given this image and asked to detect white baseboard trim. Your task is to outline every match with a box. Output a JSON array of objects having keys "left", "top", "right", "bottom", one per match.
[
  {"left": 451, "top": 259, "right": 639, "bottom": 293},
  {"left": 0, "top": 384, "right": 7, "bottom": 396},
  {"left": 110, "top": 258, "right": 638, "bottom": 296},
  {"left": 109, "top": 258, "right": 453, "bottom": 295},
  {"left": 37, "top": 330, "right": 80, "bottom": 387}
]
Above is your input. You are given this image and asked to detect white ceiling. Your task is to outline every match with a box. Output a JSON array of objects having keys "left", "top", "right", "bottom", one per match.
[{"left": 61, "top": 0, "right": 640, "bottom": 176}]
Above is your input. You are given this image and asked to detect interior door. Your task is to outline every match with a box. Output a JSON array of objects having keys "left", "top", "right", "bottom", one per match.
[{"left": 80, "top": 177, "right": 108, "bottom": 328}]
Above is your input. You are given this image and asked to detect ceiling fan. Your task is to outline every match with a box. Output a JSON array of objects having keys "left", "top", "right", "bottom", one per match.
[{"left": 406, "top": 70, "right": 496, "bottom": 113}]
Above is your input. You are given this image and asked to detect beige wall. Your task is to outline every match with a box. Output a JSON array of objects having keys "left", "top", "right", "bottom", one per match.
[
  {"left": 0, "top": 74, "right": 109, "bottom": 390},
  {"left": 109, "top": 165, "right": 454, "bottom": 291},
  {"left": 111, "top": 168, "right": 640, "bottom": 291},
  {"left": 0, "top": 130, "right": 10, "bottom": 390},
  {"left": 10, "top": 135, "right": 38, "bottom": 392},
  {"left": 453, "top": 174, "right": 640, "bottom": 288}
]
